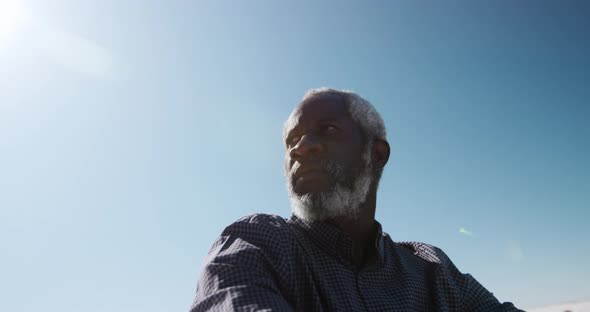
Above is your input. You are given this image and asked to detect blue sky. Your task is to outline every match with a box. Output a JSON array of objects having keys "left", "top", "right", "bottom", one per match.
[{"left": 1, "top": 0, "right": 588, "bottom": 310}]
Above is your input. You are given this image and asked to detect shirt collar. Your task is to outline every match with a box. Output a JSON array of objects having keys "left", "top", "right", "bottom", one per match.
[{"left": 287, "top": 214, "right": 385, "bottom": 267}]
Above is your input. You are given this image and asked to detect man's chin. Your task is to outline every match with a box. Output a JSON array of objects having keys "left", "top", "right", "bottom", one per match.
[
  {"left": 292, "top": 189, "right": 326, "bottom": 199},
  {"left": 287, "top": 191, "right": 322, "bottom": 221},
  {"left": 293, "top": 179, "right": 333, "bottom": 195},
  {"left": 290, "top": 202, "right": 326, "bottom": 222}
]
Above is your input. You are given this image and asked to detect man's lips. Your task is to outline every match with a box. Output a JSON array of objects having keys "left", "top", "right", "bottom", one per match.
[
  {"left": 290, "top": 163, "right": 335, "bottom": 193},
  {"left": 293, "top": 166, "right": 326, "bottom": 181}
]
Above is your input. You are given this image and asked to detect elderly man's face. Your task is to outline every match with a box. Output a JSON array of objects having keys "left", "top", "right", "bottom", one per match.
[{"left": 284, "top": 95, "right": 373, "bottom": 221}]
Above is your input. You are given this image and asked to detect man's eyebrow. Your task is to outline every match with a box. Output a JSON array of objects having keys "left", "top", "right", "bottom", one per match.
[
  {"left": 285, "top": 123, "right": 300, "bottom": 134},
  {"left": 318, "top": 118, "right": 343, "bottom": 124},
  {"left": 284, "top": 117, "right": 344, "bottom": 138}
]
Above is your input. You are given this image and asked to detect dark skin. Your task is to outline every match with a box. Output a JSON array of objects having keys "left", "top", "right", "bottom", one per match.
[{"left": 285, "top": 94, "right": 390, "bottom": 266}]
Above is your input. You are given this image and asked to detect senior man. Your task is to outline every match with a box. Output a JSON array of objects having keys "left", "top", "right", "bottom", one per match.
[{"left": 190, "top": 88, "right": 522, "bottom": 311}]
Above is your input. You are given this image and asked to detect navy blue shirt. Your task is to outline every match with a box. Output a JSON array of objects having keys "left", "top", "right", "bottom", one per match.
[{"left": 191, "top": 214, "right": 521, "bottom": 311}]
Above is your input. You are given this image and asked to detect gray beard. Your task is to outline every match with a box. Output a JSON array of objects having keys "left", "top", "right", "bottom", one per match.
[{"left": 286, "top": 149, "right": 374, "bottom": 222}]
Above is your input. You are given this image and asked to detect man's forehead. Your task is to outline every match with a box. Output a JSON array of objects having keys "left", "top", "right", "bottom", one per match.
[{"left": 285, "top": 95, "right": 349, "bottom": 135}]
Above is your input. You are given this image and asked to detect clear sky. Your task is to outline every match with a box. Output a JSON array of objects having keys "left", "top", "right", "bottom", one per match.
[{"left": 1, "top": 0, "right": 588, "bottom": 311}]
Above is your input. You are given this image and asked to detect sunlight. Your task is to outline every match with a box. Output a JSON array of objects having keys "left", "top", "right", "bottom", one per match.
[{"left": 0, "top": 0, "right": 31, "bottom": 46}]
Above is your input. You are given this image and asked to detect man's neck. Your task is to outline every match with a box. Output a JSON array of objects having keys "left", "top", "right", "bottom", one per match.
[
  {"left": 329, "top": 195, "right": 378, "bottom": 266},
  {"left": 331, "top": 217, "right": 375, "bottom": 266}
]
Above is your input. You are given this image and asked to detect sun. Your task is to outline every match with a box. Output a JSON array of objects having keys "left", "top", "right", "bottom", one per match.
[{"left": 0, "top": 0, "right": 31, "bottom": 45}]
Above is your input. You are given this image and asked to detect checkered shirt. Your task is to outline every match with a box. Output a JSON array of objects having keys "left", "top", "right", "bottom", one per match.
[{"left": 190, "top": 213, "right": 522, "bottom": 311}]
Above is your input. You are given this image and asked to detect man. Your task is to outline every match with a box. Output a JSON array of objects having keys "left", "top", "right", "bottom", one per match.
[{"left": 191, "top": 88, "right": 522, "bottom": 311}]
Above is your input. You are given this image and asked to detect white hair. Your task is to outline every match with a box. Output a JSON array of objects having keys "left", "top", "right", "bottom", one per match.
[{"left": 284, "top": 87, "right": 387, "bottom": 144}]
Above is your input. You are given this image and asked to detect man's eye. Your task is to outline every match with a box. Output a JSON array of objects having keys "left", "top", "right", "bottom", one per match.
[
  {"left": 323, "top": 125, "right": 338, "bottom": 133},
  {"left": 287, "top": 135, "right": 300, "bottom": 146}
]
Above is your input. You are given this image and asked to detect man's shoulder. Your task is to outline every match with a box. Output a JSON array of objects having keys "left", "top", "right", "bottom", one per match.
[
  {"left": 232, "top": 213, "right": 289, "bottom": 227},
  {"left": 390, "top": 239, "right": 450, "bottom": 265},
  {"left": 207, "top": 214, "right": 296, "bottom": 265},
  {"left": 229, "top": 213, "right": 290, "bottom": 230},
  {"left": 221, "top": 213, "right": 292, "bottom": 241}
]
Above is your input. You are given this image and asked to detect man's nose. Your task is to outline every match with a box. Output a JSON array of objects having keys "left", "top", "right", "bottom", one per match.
[{"left": 289, "top": 135, "right": 323, "bottom": 160}]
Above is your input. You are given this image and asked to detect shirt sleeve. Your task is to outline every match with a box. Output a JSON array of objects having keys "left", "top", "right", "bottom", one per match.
[
  {"left": 434, "top": 247, "right": 524, "bottom": 312},
  {"left": 190, "top": 216, "right": 294, "bottom": 312}
]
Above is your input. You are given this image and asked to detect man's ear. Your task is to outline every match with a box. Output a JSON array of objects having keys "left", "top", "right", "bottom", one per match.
[{"left": 372, "top": 139, "right": 390, "bottom": 169}]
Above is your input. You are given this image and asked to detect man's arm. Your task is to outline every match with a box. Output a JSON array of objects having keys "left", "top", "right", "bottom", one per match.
[
  {"left": 434, "top": 247, "right": 524, "bottom": 312},
  {"left": 190, "top": 216, "right": 293, "bottom": 312}
]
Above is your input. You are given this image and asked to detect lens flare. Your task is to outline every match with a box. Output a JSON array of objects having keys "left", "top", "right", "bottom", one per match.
[
  {"left": 0, "top": 0, "right": 31, "bottom": 46},
  {"left": 458, "top": 227, "right": 474, "bottom": 237}
]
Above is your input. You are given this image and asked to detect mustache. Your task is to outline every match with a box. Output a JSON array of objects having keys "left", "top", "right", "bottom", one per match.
[{"left": 289, "top": 159, "right": 345, "bottom": 180}]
